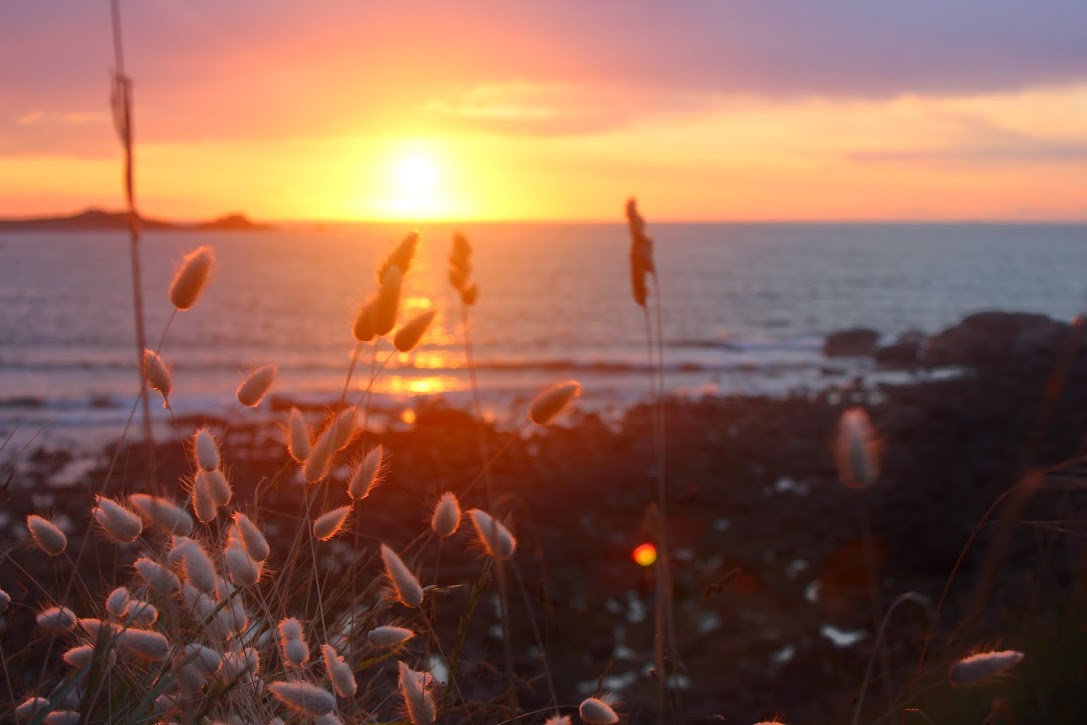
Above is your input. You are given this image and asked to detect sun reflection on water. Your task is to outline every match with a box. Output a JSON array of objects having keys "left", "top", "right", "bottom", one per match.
[{"left": 374, "top": 374, "right": 465, "bottom": 396}]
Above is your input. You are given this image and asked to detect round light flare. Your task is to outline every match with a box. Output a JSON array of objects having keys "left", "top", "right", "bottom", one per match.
[{"left": 632, "top": 542, "right": 658, "bottom": 567}]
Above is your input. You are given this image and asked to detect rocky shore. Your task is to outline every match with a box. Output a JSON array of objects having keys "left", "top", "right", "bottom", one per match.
[{"left": 4, "top": 311, "right": 1087, "bottom": 723}]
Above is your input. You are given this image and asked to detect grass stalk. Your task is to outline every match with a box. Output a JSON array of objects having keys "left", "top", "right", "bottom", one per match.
[
  {"left": 852, "top": 591, "right": 933, "bottom": 725},
  {"left": 647, "top": 273, "right": 679, "bottom": 722},
  {"left": 110, "top": 0, "right": 156, "bottom": 493},
  {"left": 458, "top": 299, "right": 519, "bottom": 709}
]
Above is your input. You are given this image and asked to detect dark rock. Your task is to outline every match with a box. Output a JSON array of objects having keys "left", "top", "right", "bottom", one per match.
[
  {"left": 823, "top": 327, "right": 880, "bottom": 357},
  {"left": 874, "top": 342, "right": 919, "bottom": 367},
  {"left": 926, "top": 311, "right": 1069, "bottom": 368},
  {"left": 875, "top": 330, "right": 926, "bottom": 367}
]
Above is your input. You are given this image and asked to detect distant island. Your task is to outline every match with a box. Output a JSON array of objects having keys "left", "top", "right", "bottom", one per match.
[{"left": 0, "top": 208, "right": 270, "bottom": 232}]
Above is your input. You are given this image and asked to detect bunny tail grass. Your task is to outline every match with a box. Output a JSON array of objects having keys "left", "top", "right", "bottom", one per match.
[{"left": 169, "top": 245, "right": 215, "bottom": 311}]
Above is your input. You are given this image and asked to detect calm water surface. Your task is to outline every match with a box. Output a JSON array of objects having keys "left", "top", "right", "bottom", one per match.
[{"left": 1, "top": 222, "right": 1085, "bottom": 448}]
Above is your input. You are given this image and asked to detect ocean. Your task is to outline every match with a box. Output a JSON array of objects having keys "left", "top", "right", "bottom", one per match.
[{"left": 1, "top": 221, "right": 1086, "bottom": 451}]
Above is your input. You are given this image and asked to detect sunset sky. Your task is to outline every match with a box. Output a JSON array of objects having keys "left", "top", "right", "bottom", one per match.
[{"left": 3, "top": 1, "right": 1087, "bottom": 222}]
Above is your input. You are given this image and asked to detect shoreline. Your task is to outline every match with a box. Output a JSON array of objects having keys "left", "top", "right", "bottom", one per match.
[{"left": 4, "top": 311, "right": 1087, "bottom": 720}]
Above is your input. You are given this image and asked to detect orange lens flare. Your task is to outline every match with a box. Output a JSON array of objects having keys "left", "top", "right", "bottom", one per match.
[{"left": 632, "top": 543, "right": 657, "bottom": 567}]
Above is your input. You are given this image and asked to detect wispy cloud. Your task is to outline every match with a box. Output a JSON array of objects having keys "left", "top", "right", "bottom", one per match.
[
  {"left": 16, "top": 110, "right": 107, "bottom": 127},
  {"left": 421, "top": 82, "right": 715, "bottom": 135}
]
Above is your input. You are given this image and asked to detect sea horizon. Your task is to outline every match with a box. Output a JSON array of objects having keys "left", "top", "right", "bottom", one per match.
[{"left": 5, "top": 207, "right": 1087, "bottom": 227}]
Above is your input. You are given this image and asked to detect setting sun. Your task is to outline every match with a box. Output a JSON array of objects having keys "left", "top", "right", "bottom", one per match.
[
  {"left": 372, "top": 143, "right": 459, "bottom": 220},
  {"left": 395, "top": 154, "right": 439, "bottom": 196}
]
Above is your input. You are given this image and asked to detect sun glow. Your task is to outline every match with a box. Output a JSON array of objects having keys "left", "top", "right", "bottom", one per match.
[
  {"left": 395, "top": 154, "right": 438, "bottom": 196},
  {"left": 373, "top": 142, "right": 458, "bottom": 220}
]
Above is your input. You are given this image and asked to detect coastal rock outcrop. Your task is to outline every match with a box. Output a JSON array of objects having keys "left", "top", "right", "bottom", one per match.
[
  {"left": 925, "top": 311, "right": 1070, "bottom": 369},
  {"left": 823, "top": 327, "right": 880, "bottom": 357}
]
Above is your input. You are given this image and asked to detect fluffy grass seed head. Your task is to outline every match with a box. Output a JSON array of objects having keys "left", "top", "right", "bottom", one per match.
[
  {"left": 218, "top": 647, "right": 260, "bottom": 682},
  {"left": 461, "top": 283, "right": 479, "bottom": 305},
  {"left": 313, "top": 505, "right": 351, "bottom": 542},
  {"left": 381, "top": 543, "right": 424, "bottom": 608},
  {"left": 44, "top": 711, "right": 81, "bottom": 725},
  {"left": 204, "top": 469, "right": 232, "bottom": 507},
  {"left": 214, "top": 574, "right": 235, "bottom": 601},
  {"left": 191, "top": 472, "right": 220, "bottom": 523},
  {"left": 129, "top": 494, "right": 195, "bottom": 536},
  {"left": 353, "top": 297, "right": 376, "bottom": 342},
  {"left": 179, "top": 539, "right": 217, "bottom": 593},
  {"left": 327, "top": 408, "right": 360, "bottom": 451},
  {"left": 279, "top": 616, "right": 304, "bottom": 640},
  {"left": 37, "top": 606, "right": 78, "bottom": 633},
  {"left": 287, "top": 407, "right": 311, "bottom": 462},
  {"left": 193, "top": 427, "right": 220, "bottom": 471},
  {"left": 625, "top": 197, "right": 655, "bottom": 307},
  {"left": 0, "top": 588, "right": 10, "bottom": 613},
  {"left": 467, "top": 508, "right": 517, "bottom": 559},
  {"left": 236, "top": 363, "right": 277, "bottom": 407},
  {"left": 303, "top": 436, "right": 334, "bottom": 483},
  {"left": 303, "top": 409, "right": 358, "bottom": 485},
  {"left": 580, "top": 696, "right": 620, "bottom": 724},
  {"left": 124, "top": 599, "right": 159, "bottom": 626},
  {"left": 224, "top": 543, "right": 263, "bottom": 587},
  {"left": 199, "top": 593, "right": 247, "bottom": 641},
  {"left": 529, "top": 379, "right": 582, "bottom": 425},
  {"left": 169, "top": 245, "right": 215, "bottom": 311},
  {"left": 78, "top": 618, "right": 119, "bottom": 640},
  {"left": 949, "top": 649, "right": 1024, "bottom": 686},
  {"left": 134, "top": 557, "right": 181, "bottom": 596},
  {"left": 15, "top": 697, "right": 50, "bottom": 722},
  {"left": 377, "top": 231, "right": 420, "bottom": 283},
  {"left": 397, "top": 661, "right": 436, "bottom": 725},
  {"left": 836, "top": 406, "right": 880, "bottom": 488},
  {"left": 183, "top": 643, "right": 222, "bottom": 675},
  {"left": 116, "top": 629, "right": 170, "bottom": 661},
  {"left": 320, "top": 643, "right": 358, "bottom": 698},
  {"left": 105, "top": 587, "right": 131, "bottom": 618},
  {"left": 348, "top": 445, "right": 384, "bottom": 500},
  {"left": 449, "top": 232, "right": 471, "bottom": 276},
  {"left": 168, "top": 534, "right": 197, "bottom": 567},
  {"left": 267, "top": 680, "right": 337, "bottom": 717},
  {"left": 232, "top": 512, "right": 271, "bottom": 561},
  {"left": 92, "top": 495, "right": 143, "bottom": 543},
  {"left": 174, "top": 660, "right": 206, "bottom": 693},
  {"left": 367, "top": 625, "right": 414, "bottom": 648},
  {"left": 283, "top": 638, "right": 309, "bottom": 669},
  {"left": 142, "top": 348, "right": 173, "bottom": 405},
  {"left": 544, "top": 717, "right": 572, "bottom": 725},
  {"left": 26, "top": 514, "right": 67, "bottom": 556},
  {"left": 430, "top": 492, "right": 461, "bottom": 538},
  {"left": 394, "top": 309, "right": 436, "bottom": 353},
  {"left": 62, "top": 645, "right": 96, "bottom": 668},
  {"left": 373, "top": 265, "right": 403, "bottom": 336},
  {"left": 448, "top": 233, "right": 478, "bottom": 306}
]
